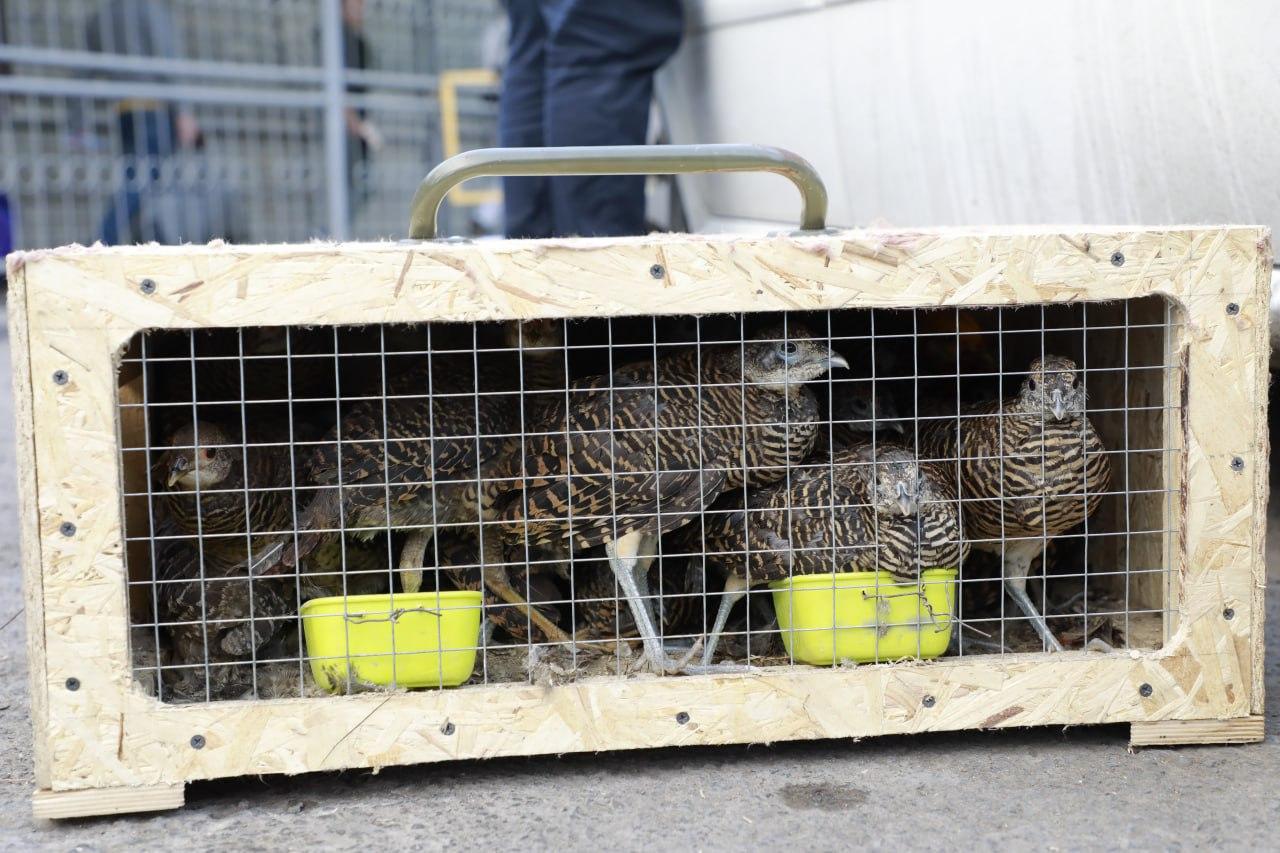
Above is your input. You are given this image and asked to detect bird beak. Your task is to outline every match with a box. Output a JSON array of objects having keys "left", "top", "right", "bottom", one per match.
[
  {"left": 885, "top": 418, "right": 906, "bottom": 435},
  {"left": 895, "top": 482, "right": 917, "bottom": 516},
  {"left": 166, "top": 457, "right": 189, "bottom": 488},
  {"left": 827, "top": 351, "right": 850, "bottom": 371},
  {"left": 1050, "top": 389, "right": 1068, "bottom": 421}
]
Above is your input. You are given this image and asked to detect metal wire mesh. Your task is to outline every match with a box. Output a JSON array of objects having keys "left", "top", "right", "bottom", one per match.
[
  {"left": 0, "top": 0, "right": 502, "bottom": 252},
  {"left": 118, "top": 303, "right": 1179, "bottom": 703}
]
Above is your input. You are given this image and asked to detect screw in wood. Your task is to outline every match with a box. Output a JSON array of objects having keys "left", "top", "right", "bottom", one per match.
[
  {"left": 65, "top": 677, "right": 80, "bottom": 691},
  {"left": 1110, "top": 251, "right": 1125, "bottom": 267},
  {"left": 649, "top": 263, "right": 665, "bottom": 279},
  {"left": 1139, "top": 683, "right": 1153, "bottom": 698},
  {"left": 922, "top": 695, "right": 936, "bottom": 708},
  {"left": 139, "top": 278, "right": 157, "bottom": 295},
  {"left": 1230, "top": 457, "right": 1244, "bottom": 472},
  {"left": 59, "top": 521, "right": 76, "bottom": 537},
  {"left": 1223, "top": 607, "right": 1235, "bottom": 620},
  {"left": 52, "top": 370, "right": 68, "bottom": 385},
  {"left": 1226, "top": 302, "right": 1240, "bottom": 315},
  {"left": 675, "top": 712, "right": 690, "bottom": 725},
  {"left": 190, "top": 734, "right": 206, "bottom": 749}
]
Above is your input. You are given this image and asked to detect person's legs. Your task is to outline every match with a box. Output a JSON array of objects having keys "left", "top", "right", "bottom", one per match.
[
  {"left": 101, "top": 109, "right": 175, "bottom": 245},
  {"left": 499, "top": 0, "right": 552, "bottom": 238},
  {"left": 541, "top": 0, "right": 683, "bottom": 237}
]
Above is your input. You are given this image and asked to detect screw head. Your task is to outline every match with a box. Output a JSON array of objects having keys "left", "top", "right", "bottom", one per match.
[
  {"left": 440, "top": 721, "right": 456, "bottom": 736},
  {"left": 59, "top": 521, "right": 76, "bottom": 537},
  {"left": 922, "top": 695, "right": 936, "bottom": 708},
  {"left": 1230, "top": 456, "right": 1244, "bottom": 472},
  {"left": 1138, "top": 683, "right": 1153, "bottom": 698},
  {"left": 1223, "top": 607, "right": 1235, "bottom": 620},
  {"left": 52, "top": 370, "right": 68, "bottom": 386},
  {"left": 1110, "top": 251, "right": 1125, "bottom": 267},
  {"left": 139, "top": 278, "right": 157, "bottom": 295},
  {"left": 190, "top": 734, "right": 206, "bottom": 749},
  {"left": 649, "top": 263, "right": 666, "bottom": 279},
  {"left": 1226, "top": 302, "right": 1240, "bottom": 316},
  {"left": 65, "top": 677, "right": 80, "bottom": 691},
  {"left": 675, "top": 711, "right": 690, "bottom": 725}
]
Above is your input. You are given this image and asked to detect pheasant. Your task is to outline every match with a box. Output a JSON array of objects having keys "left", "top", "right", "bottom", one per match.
[
  {"left": 919, "top": 355, "right": 1111, "bottom": 652},
  {"left": 273, "top": 322, "right": 570, "bottom": 644},
  {"left": 695, "top": 442, "right": 967, "bottom": 664},
  {"left": 154, "top": 527, "right": 295, "bottom": 702},
  {"left": 820, "top": 384, "right": 904, "bottom": 452},
  {"left": 156, "top": 420, "right": 296, "bottom": 566},
  {"left": 497, "top": 324, "right": 848, "bottom": 672}
]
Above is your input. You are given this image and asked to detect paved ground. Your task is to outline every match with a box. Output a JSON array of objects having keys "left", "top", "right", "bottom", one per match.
[{"left": 0, "top": 306, "right": 1274, "bottom": 851}]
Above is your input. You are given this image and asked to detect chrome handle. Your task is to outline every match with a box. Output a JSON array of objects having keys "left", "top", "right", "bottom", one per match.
[{"left": 407, "top": 143, "right": 828, "bottom": 239}]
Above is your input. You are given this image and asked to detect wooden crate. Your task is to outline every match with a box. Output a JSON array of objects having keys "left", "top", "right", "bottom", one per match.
[{"left": 9, "top": 226, "right": 1269, "bottom": 820}]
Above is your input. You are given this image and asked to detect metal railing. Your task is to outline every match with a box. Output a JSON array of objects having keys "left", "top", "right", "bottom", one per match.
[{"left": 0, "top": 0, "right": 503, "bottom": 252}]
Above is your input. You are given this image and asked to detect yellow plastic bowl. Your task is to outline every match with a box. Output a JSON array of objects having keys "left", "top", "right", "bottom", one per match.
[
  {"left": 770, "top": 569, "right": 957, "bottom": 665},
  {"left": 301, "top": 591, "right": 482, "bottom": 692}
]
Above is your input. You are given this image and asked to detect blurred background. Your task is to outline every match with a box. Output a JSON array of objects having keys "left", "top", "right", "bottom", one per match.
[
  {"left": 0, "top": 0, "right": 506, "bottom": 253},
  {"left": 0, "top": 1, "right": 1275, "bottom": 251}
]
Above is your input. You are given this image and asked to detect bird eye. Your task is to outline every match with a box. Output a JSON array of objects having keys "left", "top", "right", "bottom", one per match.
[
  {"left": 1027, "top": 379, "right": 1037, "bottom": 391},
  {"left": 201, "top": 448, "right": 216, "bottom": 461},
  {"left": 782, "top": 341, "right": 798, "bottom": 356}
]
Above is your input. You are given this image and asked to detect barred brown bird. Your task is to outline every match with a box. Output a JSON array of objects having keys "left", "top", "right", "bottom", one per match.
[
  {"left": 919, "top": 354, "right": 1111, "bottom": 651},
  {"left": 275, "top": 322, "right": 570, "bottom": 644},
  {"left": 156, "top": 420, "right": 294, "bottom": 545},
  {"left": 155, "top": 529, "right": 294, "bottom": 702},
  {"left": 695, "top": 442, "right": 967, "bottom": 664},
  {"left": 498, "top": 325, "right": 847, "bottom": 672},
  {"left": 822, "top": 385, "right": 904, "bottom": 451}
]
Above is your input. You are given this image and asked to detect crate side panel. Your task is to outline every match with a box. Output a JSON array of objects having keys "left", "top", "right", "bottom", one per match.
[
  {"left": 8, "top": 259, "right": 52, "bottom": 789},
  {"left": 22, "top": 264, "right": 136, "bottom": 791}
]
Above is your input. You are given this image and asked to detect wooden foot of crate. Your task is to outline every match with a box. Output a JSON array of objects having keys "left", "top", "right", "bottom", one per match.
[
  {"left": 1130, "top": 716, "right": 1266, "bottom": 748},
  {"left": 32, "top": 783, "right": 185, "bottom": 820}
]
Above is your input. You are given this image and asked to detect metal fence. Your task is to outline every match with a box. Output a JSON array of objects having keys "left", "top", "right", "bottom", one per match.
[{"left": 0, "top": 0, "right": 503, "bottom": 252}]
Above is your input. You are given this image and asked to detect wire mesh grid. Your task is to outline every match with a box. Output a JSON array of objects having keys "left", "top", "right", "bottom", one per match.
[{"left": 119, "top": 302, "right": 1178, "bottom": 703}]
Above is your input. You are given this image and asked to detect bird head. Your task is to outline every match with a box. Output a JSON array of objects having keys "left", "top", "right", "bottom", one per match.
[
  {"left": 160, "top": 421, "right": 234, "bottom": 490},
  {"left": 832, "top": 386, "right": 906, "bottom": 438},
  {"left": 844, "top": 445, "right": 920, "bottom": 517},
  {"left": 505, "top": 318, "right": 564, "bottom": 351},
  {"left": 741, "top": 324, "right": 849, "bottom": 389},
  {"left": 1018, "top": 355, "right": 1085, "bottom": 421}
]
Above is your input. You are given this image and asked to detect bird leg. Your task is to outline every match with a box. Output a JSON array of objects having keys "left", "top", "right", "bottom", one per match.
[
  {"left": 397, "top": 529, "right": 432, "bottom": 594},
  {"left": 702, "top": 574, "right": 750, "bottom": 667},
  {"left": 478, "top": 535, "right": 573, "bottom": 645},
  {"left": 605, "top": 530, "right": 690, "bottom": 673},
  {"left": 1002, "top": 539, "right": 1064, "bottom": 652}
]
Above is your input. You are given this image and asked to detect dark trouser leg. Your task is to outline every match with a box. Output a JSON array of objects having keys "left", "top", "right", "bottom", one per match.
[
  {"left": 499, "top": 0, "right": 553, "bottom": 239},
  {"left": 540, "top": 0, "right": 684, "bottom": 237},
  {"left": 102, "top": 109, "right": 175, "bottom": 245}
]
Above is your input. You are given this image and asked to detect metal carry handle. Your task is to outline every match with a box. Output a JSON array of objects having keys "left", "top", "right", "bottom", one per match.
[{"left": 407, "top": 143, "right": 828, "bottom": 239}]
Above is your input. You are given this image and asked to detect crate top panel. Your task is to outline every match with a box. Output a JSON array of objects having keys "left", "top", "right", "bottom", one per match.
[{"left": 7, "top": 227, "right": 1271, "bottom": 345}]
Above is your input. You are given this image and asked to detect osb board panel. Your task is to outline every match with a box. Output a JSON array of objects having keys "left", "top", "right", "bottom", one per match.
[
  {"left": 6, "top": 261, "right": 51, "bottom": 789},
  {"left": 10, "top": 226, "right": 1269, "bottom": 791}
]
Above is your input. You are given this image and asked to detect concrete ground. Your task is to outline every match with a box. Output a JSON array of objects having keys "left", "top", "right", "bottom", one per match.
[{"left": 0, "top": 306, "right": 1275, "bottom": 852}]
